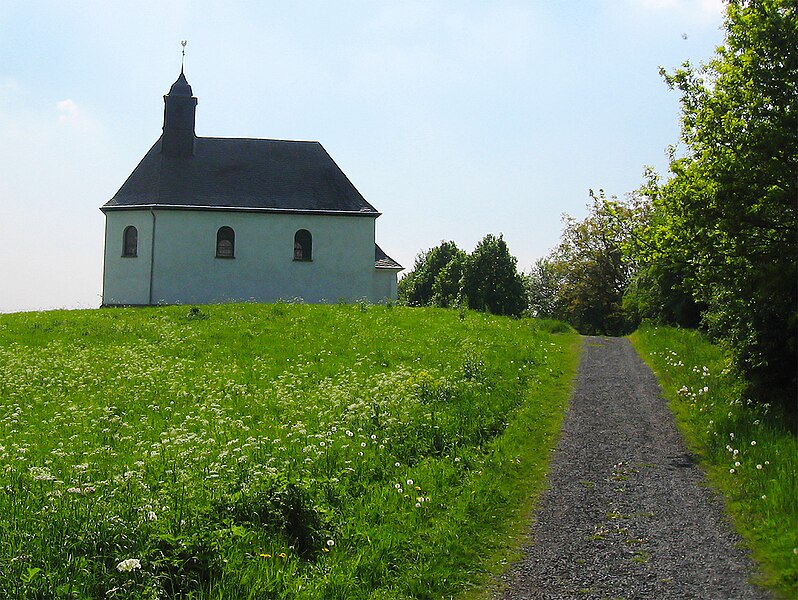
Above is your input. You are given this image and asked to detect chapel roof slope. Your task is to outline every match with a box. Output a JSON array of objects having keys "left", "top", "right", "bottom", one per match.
[
  {"left": 102, "top": 136, "right": 380, "bottom": 215},
  {"left": 375, "top": 244, "right": 403, "bottom": 270}
]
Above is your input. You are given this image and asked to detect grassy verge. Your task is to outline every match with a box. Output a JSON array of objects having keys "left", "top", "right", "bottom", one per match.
[
  {"left": 630, "top": 325, "right": 798, "bottom": 598},
  {"left": 0, "top": 303, "right": 579, "bottom": 598}
]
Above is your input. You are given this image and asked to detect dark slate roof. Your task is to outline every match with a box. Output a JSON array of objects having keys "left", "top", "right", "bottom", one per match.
[
  {"left": 102, "top": 137, "right": 379, "bottom": 215},
  {"left": 375, "top": 244, "right": 403, "bottom": 270}
]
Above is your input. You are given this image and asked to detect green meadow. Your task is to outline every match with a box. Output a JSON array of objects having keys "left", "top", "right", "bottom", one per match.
[
  {"left": 0, "top": 304, "right": 579, "bottom": 599},
  {"left": 632, "top": 326, "right": 798, "bottom": 598}
]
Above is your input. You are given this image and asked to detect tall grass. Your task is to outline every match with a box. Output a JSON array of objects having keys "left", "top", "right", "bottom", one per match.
[
  {"left": 0, "top": 303, "right": 579, "bottom": 598},
  {"left": 631, "top": 325, "right": 798, "bottom": 598}
]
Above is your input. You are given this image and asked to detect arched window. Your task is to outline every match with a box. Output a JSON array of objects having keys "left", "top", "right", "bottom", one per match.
[
  {"left": 122, "top": 226, "right": 138, "bottom": 257},
  {"left": 216, "top": 226, "right": 235, "bottom": 258},
  {"left": 294, "top": 229, "right": 312, "bottom": 261}
]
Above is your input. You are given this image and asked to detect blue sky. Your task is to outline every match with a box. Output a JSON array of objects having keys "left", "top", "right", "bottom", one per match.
[{"left": 0, "top": 1, "right": 726, "bottom": 313}]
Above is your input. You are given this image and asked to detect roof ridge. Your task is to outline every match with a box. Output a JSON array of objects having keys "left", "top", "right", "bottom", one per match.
[{"left": 196, "top": 136, "right": 322, "bottom": 144}]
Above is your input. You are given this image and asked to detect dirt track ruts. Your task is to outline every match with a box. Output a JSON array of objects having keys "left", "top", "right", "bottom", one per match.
[{"left": 498, "top": 336, "right": 769, "bottom": 600}]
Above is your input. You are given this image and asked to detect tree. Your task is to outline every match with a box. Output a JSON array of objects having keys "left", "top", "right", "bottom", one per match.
[
  {"left": 537, "top": 191, "right": 642, "bottom": 335},
  {"left": 460, "top": 234, "right": 526, "bottom": 317},
  {"left": 621, "top": 170, "right": 706, "bottom": 328},
  {"left": 398, "top": 241, "right": 465, "bottom": 306},
  {"left": 651, "top": 0, "right": 797, "bottom": 403},
  {"left": 401, "top": 236, "right": 528, "bottom": 317},
  {"left": 525, "top": 258, "right": 561, "bottom": 319},
  {"left": 431, "top": 253, "right": 466, "bottom": 308}
]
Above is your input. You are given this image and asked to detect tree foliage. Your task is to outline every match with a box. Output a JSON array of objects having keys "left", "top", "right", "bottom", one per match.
[
  {"left": 646, "top": 0, "right": 797, "bottom": 402},
  {"left": 622, "top": 171, "right": 707, "bottom": 328},
  {"left": 461, "top": 234, "right": 526, "bottom": 317},
  {"left": 519, "top": 0, "right": 795, "bottom": 405},
  {"left": 397, "top": 241, "right": 465, "bottom": 307},
  {"left": 529, "top": 192, "right": 644, "bottom": 335},
  {"left": 398, "top": 235, "right": 526, "bottom": 317},
  {"left": 525, "top": 258, "right": 560, "bottom": 320}
]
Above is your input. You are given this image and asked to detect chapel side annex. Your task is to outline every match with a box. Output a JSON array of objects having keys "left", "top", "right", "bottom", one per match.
[{"left": 100, "top": 69, "right": 402, "bottom": 307}]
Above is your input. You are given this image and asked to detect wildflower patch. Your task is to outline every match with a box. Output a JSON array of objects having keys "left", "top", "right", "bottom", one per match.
[{"left": 0, "top": 304, "right": 578, "bottom": 598}]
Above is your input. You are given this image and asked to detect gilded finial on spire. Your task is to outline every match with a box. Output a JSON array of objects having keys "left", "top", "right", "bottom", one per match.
[{"left": 181, "top": 40, "right": 187, "bottom": 71}]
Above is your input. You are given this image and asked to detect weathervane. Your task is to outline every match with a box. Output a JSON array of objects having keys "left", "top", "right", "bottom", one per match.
[{"left": 181, "top": 40, "right": 187, "bottom": 70}]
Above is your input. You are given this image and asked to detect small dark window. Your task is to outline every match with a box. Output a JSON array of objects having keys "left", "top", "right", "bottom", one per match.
[
  {"left": 216, "top": 226, "right": 235, "bottom": 258},
  {"left": 123, "top": 226, "right": 138, "bottom": 257},
  {"left": 294, "top": 229, "right": 312, "bottom": 261}
]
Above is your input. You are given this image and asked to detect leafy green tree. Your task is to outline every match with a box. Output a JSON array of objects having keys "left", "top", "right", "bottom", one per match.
[
  {"left": 525, "top": 258, "right": 561, "bottom": 319},
  {"left": 651, "top": 0, "right": 797, "bottom": 402},
  {"left": 539, "top": 191, "right": 642, "bottom": 335},
  {"left": 460, "top": 234, "right": 526, "bottom": 317},
  {"left": 621, "top": 171, "right": 706, "bottom": 328},
  {"left": 398, "top": 241, "right": 465, "bottom": 306},
  {"left": 431, "top": 253, "right": 466, "bottom": 308}
]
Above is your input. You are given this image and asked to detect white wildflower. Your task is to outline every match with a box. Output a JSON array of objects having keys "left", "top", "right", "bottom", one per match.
[{"left": 116, "top": 558, "right": 141, "bottom": 572}]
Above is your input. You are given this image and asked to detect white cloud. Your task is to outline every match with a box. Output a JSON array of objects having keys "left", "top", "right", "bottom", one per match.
[
  {"left": 624, "top": 0, "right": 725, "bottom": 23},
  {"left": 55, "top": 98, "right": 100, "bottom": 134},
  {"left": 56, "top": 98, "right": 79, "bottom": 122}
]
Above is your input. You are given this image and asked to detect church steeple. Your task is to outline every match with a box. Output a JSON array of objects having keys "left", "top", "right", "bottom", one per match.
[{"left": 161, "top": 67, "right": 198, "bottom": 157}]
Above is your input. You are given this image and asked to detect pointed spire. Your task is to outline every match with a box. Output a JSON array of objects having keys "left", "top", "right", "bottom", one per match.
[
  {"left": 168, "top": 70, "right": 193, "bottom": 97},
  {"left": 162, "top": 43, "right": 198, "bottom": 157},
  {"left": 168, "top": 41, "right": 192, "bottom": 96}
]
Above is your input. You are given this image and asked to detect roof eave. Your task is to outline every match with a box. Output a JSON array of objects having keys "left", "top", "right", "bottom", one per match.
[{"left": 100, "top": 204, "right": 381, "bottom": 218}]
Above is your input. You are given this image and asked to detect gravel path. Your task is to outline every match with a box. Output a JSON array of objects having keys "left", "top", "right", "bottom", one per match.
[{"left": 498, "top": 336, "right": 769, "bottom": 600}]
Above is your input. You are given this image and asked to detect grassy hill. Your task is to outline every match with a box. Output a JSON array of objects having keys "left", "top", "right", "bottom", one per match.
[{"left": 0, "top": 303, "right": 579, "bottom": 599}]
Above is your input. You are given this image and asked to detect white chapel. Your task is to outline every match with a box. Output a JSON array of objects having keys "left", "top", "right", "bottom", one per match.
[{"left": 101, "top": 69, "right": 402, "bottom": 307}]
